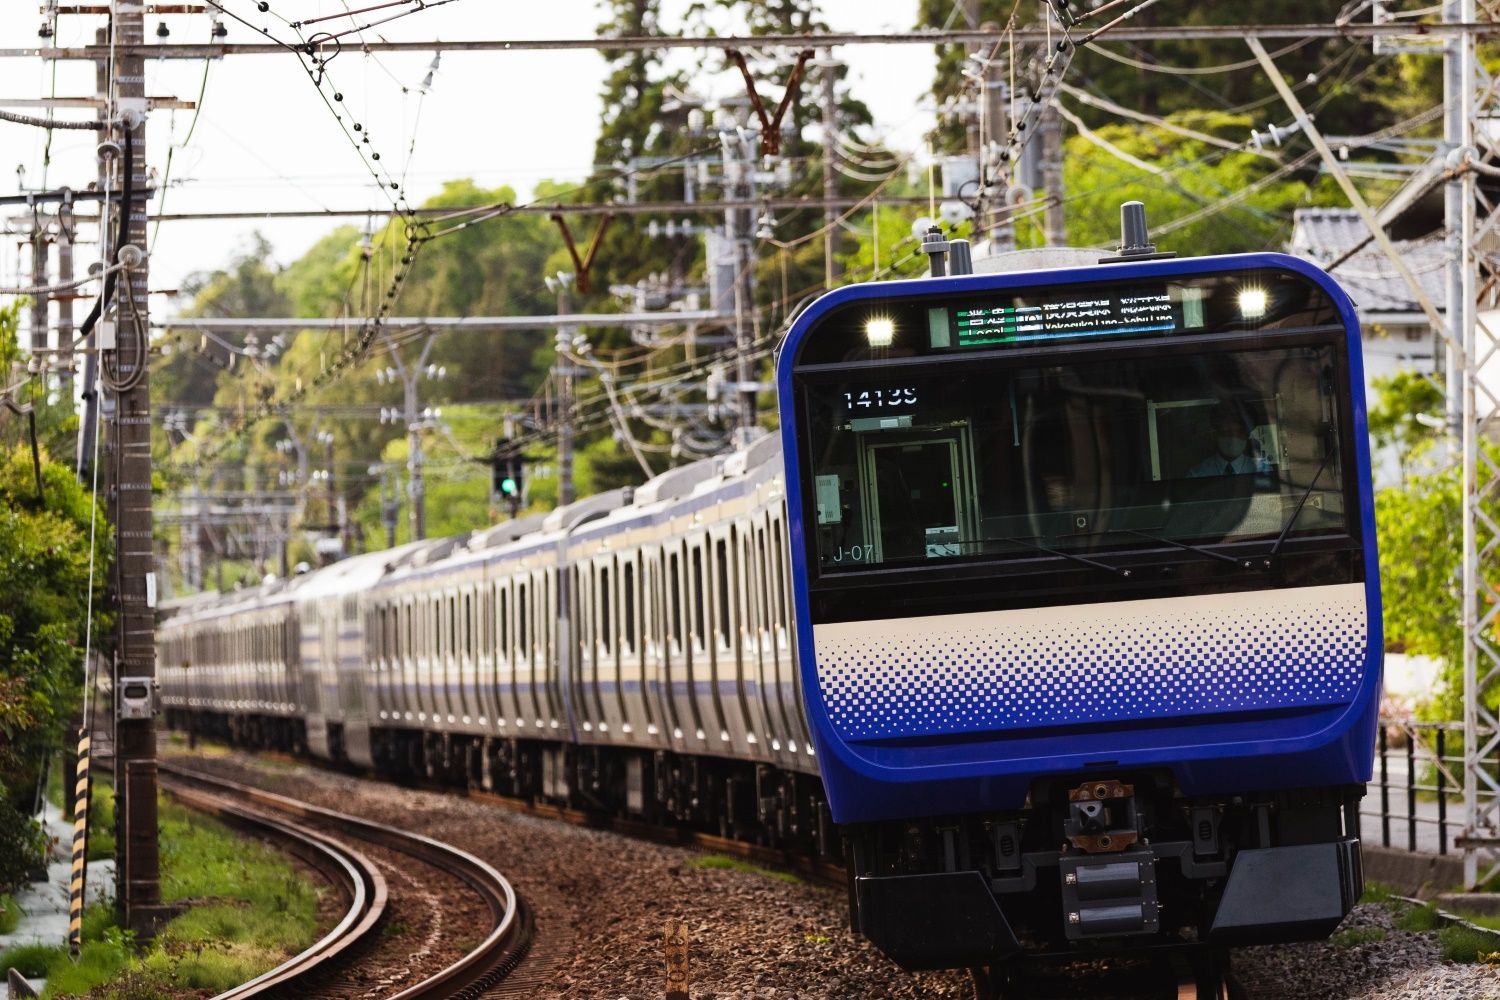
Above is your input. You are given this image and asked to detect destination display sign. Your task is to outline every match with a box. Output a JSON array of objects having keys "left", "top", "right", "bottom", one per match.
[{"left": 928, "top": 282, "right": 1206, "bottom": 350}]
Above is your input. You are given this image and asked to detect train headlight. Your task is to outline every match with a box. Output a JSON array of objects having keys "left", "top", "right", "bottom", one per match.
[
  {"left": 1238, "top": 287, "right": 1268, "bottom": 318},
  {"left": 865, "top": 315, "right": 895, "bottom": 348}
]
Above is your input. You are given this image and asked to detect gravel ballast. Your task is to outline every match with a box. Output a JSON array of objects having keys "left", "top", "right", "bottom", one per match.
[{"left": 166, "top": 749, "right": 1499, "bottom": 999}]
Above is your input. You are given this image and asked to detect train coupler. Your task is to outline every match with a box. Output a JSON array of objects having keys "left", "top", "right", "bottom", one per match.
[{"left": 1059, "top": 848, "right": 1161, "bottom": 941}]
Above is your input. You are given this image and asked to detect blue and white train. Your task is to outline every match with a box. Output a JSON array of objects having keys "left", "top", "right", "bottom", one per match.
[
  {"left": 160, "top": 217, "right": 1380, "bottom": 987},
  {"left": 776, "top": 227, "right": 1379, "bottom": 979}
]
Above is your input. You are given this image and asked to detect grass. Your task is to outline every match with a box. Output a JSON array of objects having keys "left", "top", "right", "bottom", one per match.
[
  {"left": 1359, "top": 880, "right": 1398, "bottom": 906},
  {"left": 8, "top": 795, "right": 322, "bottom": 998},
  {"left": 0, "top": 941, "right": 61, "bottom": 977},
  {"left": 688, "top": 853, "right": 802, "bottom": 884},
  {"left": 1332, "top": 926, "right": 1386, "bottom": 947},
  {"left": 1395, "top": 901, "right": 1442, "bottom": 932},
  {"left": 85, "top": 780, "right": 116, "bottom": 862},
  {"left": 0, "top": 893, "right": 22, "bottom": 934},
  {"left": 1437, "top": 924, "right": 1500, "bottom": 964}
]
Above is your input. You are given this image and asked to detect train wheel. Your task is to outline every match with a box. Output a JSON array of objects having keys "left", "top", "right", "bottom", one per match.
[{"left": 1174, "top": 947, "right": 1230, "bottom": 1000}]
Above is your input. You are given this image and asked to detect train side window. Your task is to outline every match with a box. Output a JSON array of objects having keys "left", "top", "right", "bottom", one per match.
[
  {"left": 690, "top": 544, "right": 706, "bottom": 653},
  {"left": 499, "top": 586, "right": 510, "bottom": 659},
  {"left": 668, "top": 552, "right": 684, "bottom": 653},
  {"left": 715, "top": 537, "right": 732, "bottom": 651},
  {"left": 623, "top": 559, "right": 636, "bottom": 654},
  {"left": 600, "top": 564, "right": 612, "bottom": 655},
  {"left": 464, "top": 592, "right": 474, "bottom": 659},
  {"left": 518, "top": 582, "right": 529, "bottom": 655},
  {"left": 449, "top": 595, "right": 458, "bottom": 659}
]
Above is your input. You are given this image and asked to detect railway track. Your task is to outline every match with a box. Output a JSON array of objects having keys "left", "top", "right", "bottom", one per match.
[
  {"left": 160, "top": 761, "right": 533, "bottom": 999},
  {"left": 160, "top": 782, "right": 388, "bottom": 998}
]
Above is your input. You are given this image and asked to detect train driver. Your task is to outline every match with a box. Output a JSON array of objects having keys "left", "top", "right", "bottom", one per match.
[{"left": 1187, "top": 401, "right": 1270, "bottom": 478}]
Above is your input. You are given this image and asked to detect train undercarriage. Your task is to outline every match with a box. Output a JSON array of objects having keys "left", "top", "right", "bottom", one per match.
[
  {"left": 165, "top": 708, "right": 834, "bottom": 854},
  {"left": 846, "top": 769, "right": 1363, "bottom": 996}
]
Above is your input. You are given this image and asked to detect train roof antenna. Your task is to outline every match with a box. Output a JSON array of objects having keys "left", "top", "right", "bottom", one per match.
[{"left": 1098, "top": 200, "right": 1176, "bottom": 264}]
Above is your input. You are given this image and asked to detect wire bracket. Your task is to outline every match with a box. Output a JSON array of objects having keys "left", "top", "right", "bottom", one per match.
[{"left": 727, "top": 48, "right": 814, "bottom": 156}]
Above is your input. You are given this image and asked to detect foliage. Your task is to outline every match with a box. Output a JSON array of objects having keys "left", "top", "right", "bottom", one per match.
[
  {"left": 21, "top": 796, "right": 320, "bottom": 998},
  {"left": 915, "top": 1, "right": 1426, "bottom": 153},
  {"left": 0, "top": 439, "right": 110, "bottom": 890},
  {"left": 1367, "top": 369, "right": 1444, "bottom": 477},
  {"left": 1059, "top": 110, "right": 1338, "bottom": 252},
  {"left": 0, "top": 301, "right": 77, "bottom": 460},
  {"left": 1437, "top": 923, "right": 1500, "bottom": 964},
  {"left": 0, "top": 892, "right": 21, "bottom": 934},
  {"left": 1375, "top": 449, "right": 1464, "bottom": 718}
]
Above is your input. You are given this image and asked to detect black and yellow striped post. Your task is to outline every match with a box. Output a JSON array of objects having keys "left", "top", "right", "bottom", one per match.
[{"left": 68, "top": 726, "right": 91, "bottom": 959}]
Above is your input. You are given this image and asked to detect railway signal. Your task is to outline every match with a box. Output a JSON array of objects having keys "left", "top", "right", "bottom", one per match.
[{"left": 490, "top": 439, "right": 529, "bottom": 519}]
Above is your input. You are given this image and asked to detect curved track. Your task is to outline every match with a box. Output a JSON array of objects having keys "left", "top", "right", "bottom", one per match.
[
  {"left": 161, "top": 761, "right": 533, "bottom": 999},
  {"left": 161, "top": 781, "right": 388, "bottom": 999}
]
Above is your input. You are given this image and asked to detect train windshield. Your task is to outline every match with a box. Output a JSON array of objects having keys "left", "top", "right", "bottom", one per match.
[{"left": 801, "top": 343, "right": 1347, "bottom": 574}]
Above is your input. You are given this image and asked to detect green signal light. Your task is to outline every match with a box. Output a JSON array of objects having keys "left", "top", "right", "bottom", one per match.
[{"left": 500, "top": 477, "right": 518, "bottom": 495}]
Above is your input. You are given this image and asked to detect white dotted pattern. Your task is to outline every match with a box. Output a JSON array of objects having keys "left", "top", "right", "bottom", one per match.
[{"left": 813, "top": 583, "right": 1369, "bottom": 740}]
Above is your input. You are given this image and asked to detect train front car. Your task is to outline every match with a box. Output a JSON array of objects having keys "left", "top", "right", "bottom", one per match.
[{"left": 776, "top": 249, "right": 1380, "bottom": 974}]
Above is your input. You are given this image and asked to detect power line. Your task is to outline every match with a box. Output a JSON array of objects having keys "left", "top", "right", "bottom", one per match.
[
  {"left": 132, "top": 194, "right": 943, "bottom": 223},
  {"left": 5, "top": 22, "right": 1498, "bottom": 60}
]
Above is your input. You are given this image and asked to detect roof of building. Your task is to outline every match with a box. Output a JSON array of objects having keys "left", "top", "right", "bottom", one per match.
[{"left": 1287, "top": 208, "right": 1447, "bottom": 320}]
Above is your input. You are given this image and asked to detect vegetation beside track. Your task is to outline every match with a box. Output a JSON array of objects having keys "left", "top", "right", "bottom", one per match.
[
  {"left": 0, "top": 789, "right": 320, "bottom": 999},
  {"left": 1357, "top": 880, "right": 1500, "bottom": 966}
]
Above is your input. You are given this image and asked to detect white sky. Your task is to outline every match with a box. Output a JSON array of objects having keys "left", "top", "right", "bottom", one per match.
[{"left": 0, "top": 2, "right": 937, "bottom": 310}]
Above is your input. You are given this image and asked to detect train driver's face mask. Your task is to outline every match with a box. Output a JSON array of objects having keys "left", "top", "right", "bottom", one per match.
[{"left": 1215, "top": 433, "right": 1247, "bottom": 461}]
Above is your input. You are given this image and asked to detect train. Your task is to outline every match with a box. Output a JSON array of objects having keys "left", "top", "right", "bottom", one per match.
[{"left": 159, "top": 209, "right": 1379, "bottom": 992}]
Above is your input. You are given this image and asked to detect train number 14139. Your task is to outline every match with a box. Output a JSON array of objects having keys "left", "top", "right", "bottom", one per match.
[{"left": 843, "top": 387, "right": 917, "bottom": 409}]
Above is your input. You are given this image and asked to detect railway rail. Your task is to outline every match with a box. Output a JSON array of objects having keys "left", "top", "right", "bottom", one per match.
[
  {"left": 159, "top": 781, "right": 388, "bottom": 999},
  {"left": 159, "top": 760, "right": 533, "bottom": 999}
]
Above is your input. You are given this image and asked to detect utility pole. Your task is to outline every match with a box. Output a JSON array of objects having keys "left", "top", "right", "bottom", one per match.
[
  {"left": 819, "top": 49, "right": 841, "bottom": 289},
  {"left": 371, "top": 464, "right": 400, "bottom": 549},
  {"left": 77, "top": 28, "right": 109, "bottom": 480},
  {"left": 57, "top": 195, "right": 74, "bottom": 385},
  {"left": 549, "top": 272, "right": 577, "bottom": 506},
  {"left": 1444, "top": 0, "right": 1464, "bottom": 430},
  {"left": 104, "top": 4, "right": 165, "bottom": 938},
  {"left": 980, "top": 39, "right": 1015, "bottom": 252},
  {"left": 1039, "top": 102, "right": 1066, "bottom": 246},
  {"left": 29, "top": 214, "right": 49, "bottom": 357},
  {"left": 376, "top": 333, "right": 439, "bottom": 540},
  {"left": 721, "top": 126, "right": 757, "bottom": 443}
]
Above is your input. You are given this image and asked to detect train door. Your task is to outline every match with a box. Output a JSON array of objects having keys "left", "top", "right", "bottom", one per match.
[
  {"left": 768, "top": 508, "right": 812, "bottom": 753},
  {"left": 395, "top": 597, "right": 412, "bottom": 722},
  {"left": 620, "top": 552, "right": 651, "bottom": 740},
  {"left": 420, "top": 594, "right": 436, "bottom": 724},
  {"left": 515, "top": 576, "right": 537, "bottom": 727},
  {"left": 689, "top": 533, "right": 731, "bottom": 748},
  {"left": 666, "top": 545, "right": 702, "bottom": 745},
  {"left": 741, "top": 522, "right": 775, "bottom": 758},
  {"left": 712, "top": 526, "right": 755, "bottom": 755},
  {"left": 477, "top": 583, "right": 496, "bottom": 729},
  {"left": 853, "top": 426, "right": 980, "bottom": 565},
  {"left": 541, "top": 568, "right": 561, "bottom": 732},
  {"left": 643, "top": 549, "right": 673, "bottom": 741},
  {"left": 572, "top": 564, "right": 594, "bottom": 733},
  {"left": 595, "top": 556, "right": 621, "bottom": 734},
  {"left": 497, "top": 581, "right": 517, "bottom": 727},
  {"left": 460, "top": 586, "right": 478, "bottom": 726}
]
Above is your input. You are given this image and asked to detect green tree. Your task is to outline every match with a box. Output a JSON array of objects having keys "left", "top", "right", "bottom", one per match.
[
  {"left": 1367, "top": 369, "right": 1444, "bottom": 480},
  {"left": 1059, "top": 111, "right": 1337, "bottom": 252},
  {"left": 0, "top": 444, "right": 111, "bottom": 888}
]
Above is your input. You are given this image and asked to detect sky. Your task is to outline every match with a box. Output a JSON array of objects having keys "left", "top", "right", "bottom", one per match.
[{"left": 0, "top": 2, "right": 939, "bottom": 312}]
